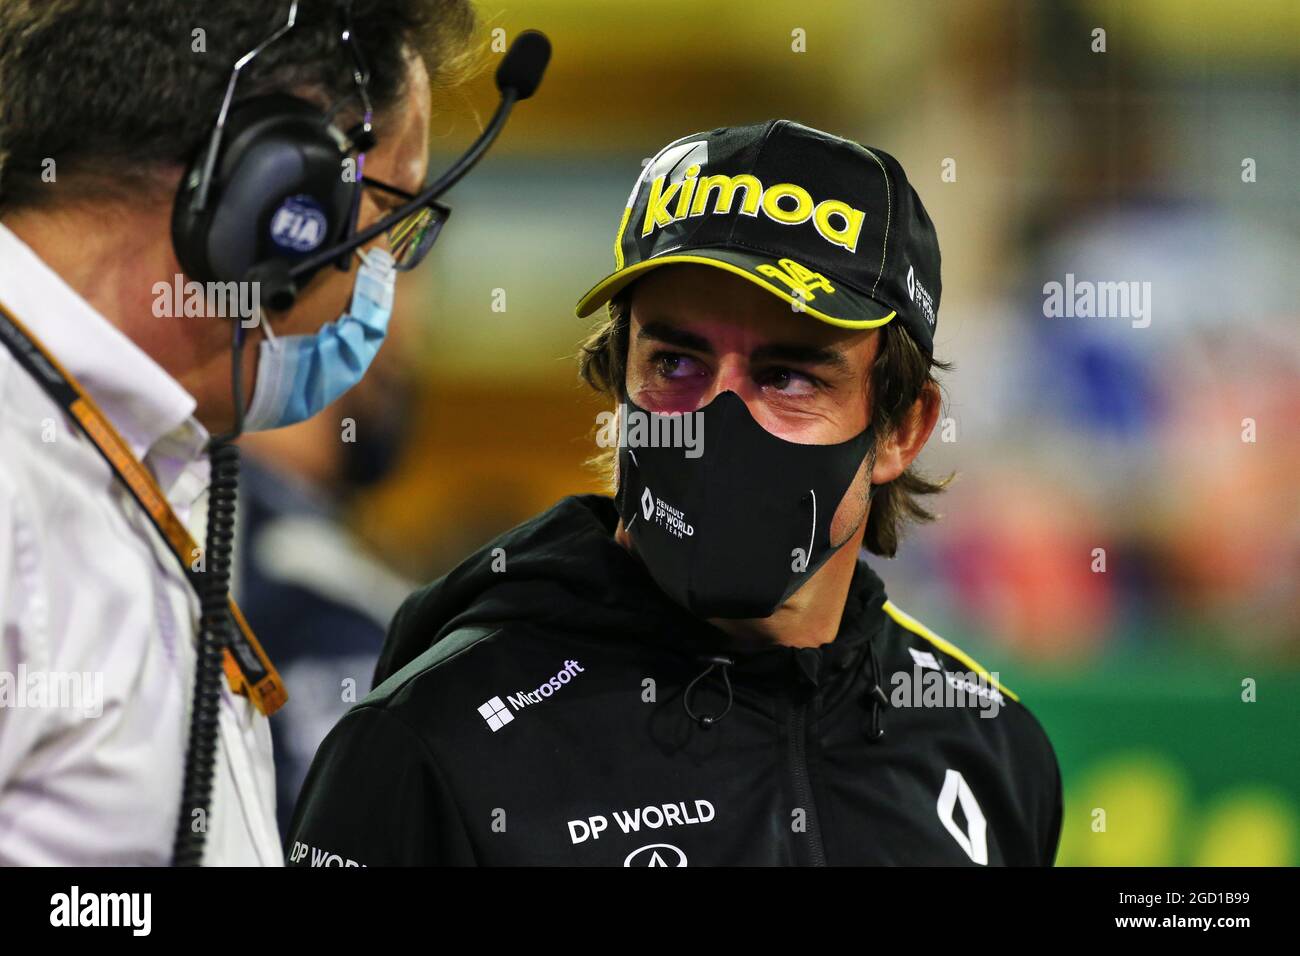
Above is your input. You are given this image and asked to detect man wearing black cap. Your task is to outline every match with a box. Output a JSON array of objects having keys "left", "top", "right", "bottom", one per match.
[{"left": 287, "top": 121, "right": 1063, "bottom": 867}]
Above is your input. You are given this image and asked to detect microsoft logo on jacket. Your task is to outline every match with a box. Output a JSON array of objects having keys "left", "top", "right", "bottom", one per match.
[
  {"left": 477, "top": 697, "right": 514, "bottom": 732},
  {"left": 476, "top": 660, "right": 585, "bottom": 732}
]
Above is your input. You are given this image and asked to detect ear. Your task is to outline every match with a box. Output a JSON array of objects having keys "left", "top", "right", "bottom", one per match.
[{"left": 870, "top": 381, "right": 942, "bottom": 485}]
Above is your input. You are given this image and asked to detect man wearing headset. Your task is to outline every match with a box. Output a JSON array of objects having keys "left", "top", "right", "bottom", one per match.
[
  {"left": 288, "top": 123, "right": 1063, "bottom": 866},
  {"left": 0, "top": 0, "right": 474, "bottom": 864}
]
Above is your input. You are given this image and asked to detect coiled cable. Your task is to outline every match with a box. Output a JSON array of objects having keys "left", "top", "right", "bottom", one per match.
[{"left": 171, "top": 320, "right": 246, "bottom": 866}]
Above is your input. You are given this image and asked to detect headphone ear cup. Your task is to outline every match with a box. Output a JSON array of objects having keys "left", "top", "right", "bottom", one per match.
[
  {"left": 172, "top": 151, "right": 212, "bottom": 280},
  {"left": 172, "top": 93, "right": 354, "bottom": 286}
]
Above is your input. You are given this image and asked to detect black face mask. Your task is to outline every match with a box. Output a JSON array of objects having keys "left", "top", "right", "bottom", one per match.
[{"left": 615, "top": 390, "right": 875, "bottom": 619}]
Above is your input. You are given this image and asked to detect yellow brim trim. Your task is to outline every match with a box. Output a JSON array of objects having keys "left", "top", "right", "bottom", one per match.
[{"left": 574, "top": 254, "right": 897, "bottom": 331}]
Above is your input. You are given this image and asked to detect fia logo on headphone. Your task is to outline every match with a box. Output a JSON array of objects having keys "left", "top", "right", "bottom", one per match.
[{"left": 269, "top": 194, "right": 329, "bottom": 253}]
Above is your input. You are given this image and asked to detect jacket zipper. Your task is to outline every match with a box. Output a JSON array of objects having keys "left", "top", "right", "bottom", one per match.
[{"left": 788, "top": 700, "right": 826, "bottom": 866}]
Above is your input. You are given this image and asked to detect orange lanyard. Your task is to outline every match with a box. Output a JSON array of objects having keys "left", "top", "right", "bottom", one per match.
[{"left": 0, "top": 299, "right": 286, "bottom": 716}]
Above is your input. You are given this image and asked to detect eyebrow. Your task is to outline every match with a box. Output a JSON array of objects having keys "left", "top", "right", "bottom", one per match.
[
  {"left": 637, "top": 320, "right": 851, "bottom": 374},
  {"left": 370, "top": 191, "right": 406, "bottom": 214},
  {"left": 363, "top": 176, "right": 416, "bottom": 214}
]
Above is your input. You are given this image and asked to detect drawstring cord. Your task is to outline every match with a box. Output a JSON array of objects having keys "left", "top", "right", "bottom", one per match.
[
  {"left": 864, "top": 638, "right": 889, "bottom": 742},
  {"left": 683, "top": 654, "right": 735, "bottom": 729},
  {"left": 681, "top": 640, "right": 888, "bottom": 738}
]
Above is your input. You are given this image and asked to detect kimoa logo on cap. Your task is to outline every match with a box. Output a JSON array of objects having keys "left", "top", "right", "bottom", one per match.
[{"left": 641, "top": 163, "right": 866, "bottom": 253}]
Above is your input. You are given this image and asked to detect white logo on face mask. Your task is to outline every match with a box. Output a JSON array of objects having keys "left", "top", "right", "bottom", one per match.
[
  {"left": 646, "top": 491, "right": 693, "bottom": 538},
  {"left": 631, "top": 477, "right": 694, "bottom": 539}
]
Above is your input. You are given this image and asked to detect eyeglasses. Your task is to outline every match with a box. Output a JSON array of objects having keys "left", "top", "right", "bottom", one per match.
[
  {"left": 332, "top": 3, "right": 447, "bottom": 274},
  {"left": 358, "top": 176, "right": 452, "bottom": 272}
]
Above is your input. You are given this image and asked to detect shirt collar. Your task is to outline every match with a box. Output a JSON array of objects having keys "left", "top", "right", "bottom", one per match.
[{"left": 0, "top": 222, "right": 208, "bottom": 466}]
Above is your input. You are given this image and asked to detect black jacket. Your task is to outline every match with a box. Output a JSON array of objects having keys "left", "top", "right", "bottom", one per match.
[{"left": 286, "top": 495, "right": 1062, "bottom": 866}]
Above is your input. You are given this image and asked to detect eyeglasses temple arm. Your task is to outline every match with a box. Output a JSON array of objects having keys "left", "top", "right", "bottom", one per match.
[{"left": 287, "top": 87, "right": 515, "bottom": 281}]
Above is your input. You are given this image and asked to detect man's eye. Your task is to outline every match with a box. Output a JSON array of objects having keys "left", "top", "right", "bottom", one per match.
[
  {"left": 653, "top": 352, "right": 703, "bottom": 380},
  {"left": 757, "top": 367, "right": 821, "bottom": 395}
]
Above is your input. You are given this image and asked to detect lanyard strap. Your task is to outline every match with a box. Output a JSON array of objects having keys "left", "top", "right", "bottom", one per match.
[{"left": 0, "top": 298, "right": 286, "bottom": 717}]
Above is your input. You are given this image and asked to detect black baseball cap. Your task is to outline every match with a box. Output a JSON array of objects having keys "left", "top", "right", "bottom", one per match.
[{"left": 575, "top": 119, "right": 941, "bottom": 355}]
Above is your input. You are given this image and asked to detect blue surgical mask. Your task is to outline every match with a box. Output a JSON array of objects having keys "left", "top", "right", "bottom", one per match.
[{"left": 242, "top": 247, "right": 397, "bottom": 432}]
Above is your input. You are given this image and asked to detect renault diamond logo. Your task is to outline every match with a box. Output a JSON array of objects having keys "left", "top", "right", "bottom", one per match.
[
  {"left": 936, "top": 768, "right": 988, "bottom": 864},
  {"left": 640, "top": 487, "right": 655, "bottom": 520}
]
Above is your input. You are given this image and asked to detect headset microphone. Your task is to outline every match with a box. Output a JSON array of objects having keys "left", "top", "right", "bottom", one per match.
[
  {"left": 495, "top": 28, "right": 551, "bottom": 101},
  {"left": 252, "top": 29, "right": 552, "bottom": 310}
]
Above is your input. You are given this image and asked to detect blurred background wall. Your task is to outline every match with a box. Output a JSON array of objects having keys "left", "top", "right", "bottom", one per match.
[{"left": 255, "top": 0, "right": 1300, "bottom": 863}]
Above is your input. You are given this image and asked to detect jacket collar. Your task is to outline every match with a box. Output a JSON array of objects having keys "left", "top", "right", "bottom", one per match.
[
  {"left": 577, "top": 495, "right": 891, "bottom": 691},
  {"left": 692, "top": 557, "right": 889, "bottom": 693}
]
